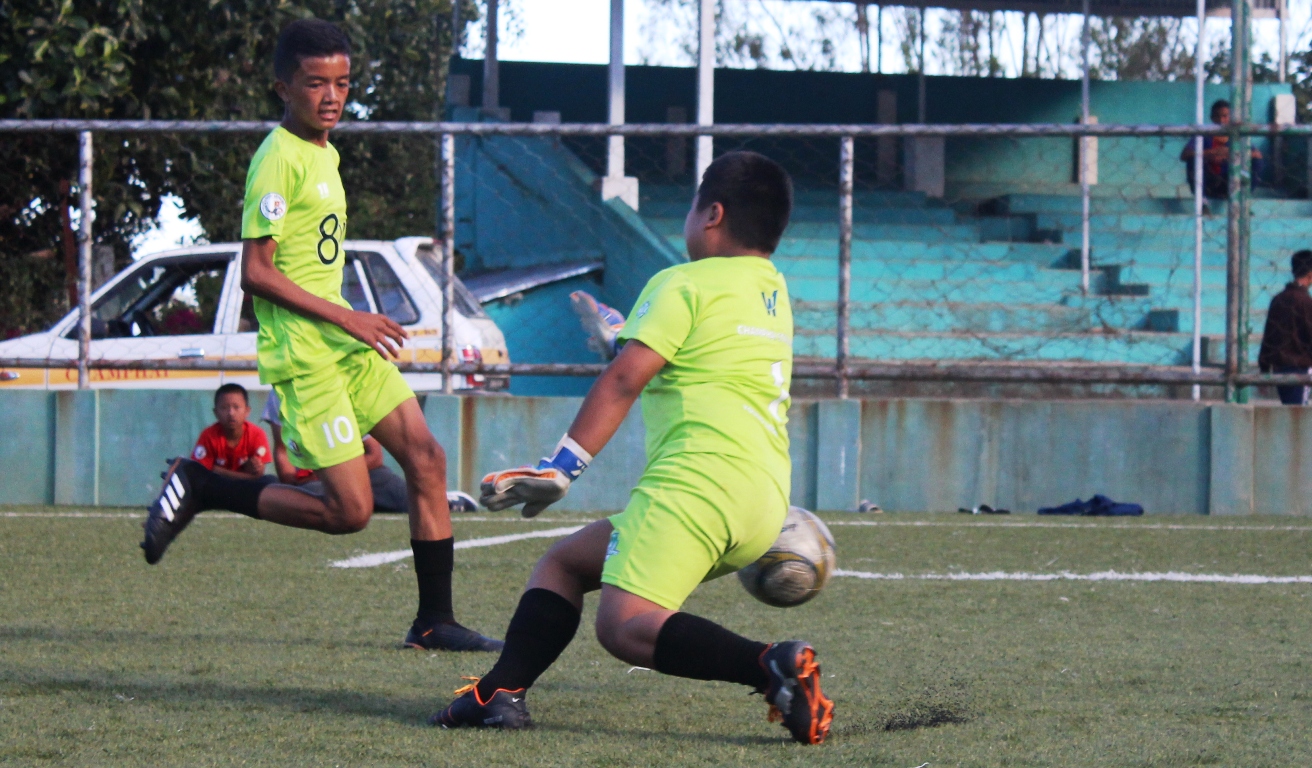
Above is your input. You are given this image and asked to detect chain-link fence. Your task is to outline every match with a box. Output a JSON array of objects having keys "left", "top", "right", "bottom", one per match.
[{"left": 2, "top": 119, "right": 1310, "bottom": 400}]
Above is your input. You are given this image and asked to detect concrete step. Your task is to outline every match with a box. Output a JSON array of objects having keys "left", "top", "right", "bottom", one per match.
[
  {"left": 1036, "top": 213, "right": 1312, "bottom": 235},
  {"left": 776, "top": 257, "right": 1050, "bottom": 281},
  {"left": 996, "top": 193, "right": 1312, "bottom": 217},
  {"left": 786, "top": 275, "right": 1077, "bottom": 303},
  {"left": 792, "top": 300, "right": 1155, "bottom": 333},
  {"left": 793, "top": 328, "right": 1191, "bottom": 365}
]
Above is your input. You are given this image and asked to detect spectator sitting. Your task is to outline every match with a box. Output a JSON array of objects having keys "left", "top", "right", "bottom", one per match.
[
  {"left": 1180, "top": 99, "right": 1263, "bottom": 200},
  {"left": 1258, "top": 250, "right": 1312, "bottom": 405},
  {"left": 260, "top": 390, "right": 438, "bottom": 512},
  {"left": 193, "top": 384, "right": 272, "bottom": 480}
]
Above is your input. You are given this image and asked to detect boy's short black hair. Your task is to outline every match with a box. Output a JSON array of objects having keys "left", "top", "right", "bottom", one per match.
[
  {"left": 1210, "top": 99, "right": 1231, "bottom": 118},
  {"left": 274, "top": 19, "right": 352, "bottom": 83},
  {"left": 1292, "top": 250, "right": 1312, "bottom": 278},
  {"left": 695, "top": 151, "right": 793, "bottom": 254},
  {"left": 215, "top": 383, "right": 249, "bottom": 407}
]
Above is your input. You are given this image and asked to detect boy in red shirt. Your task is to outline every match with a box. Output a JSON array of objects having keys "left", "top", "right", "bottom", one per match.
[{"left": 192, "top": 384, "right": 271, "bottom": 480}]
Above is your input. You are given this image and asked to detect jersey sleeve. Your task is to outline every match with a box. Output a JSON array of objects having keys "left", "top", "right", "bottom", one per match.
[
  {"left": 191, "top": 430, "right": 217, "bottom": 470},
  {"left": 617, "top": 271, "right": 697, "bottom": 362},
  {"left": 242, "top": 149, "right": 298, "bottom": 241}
]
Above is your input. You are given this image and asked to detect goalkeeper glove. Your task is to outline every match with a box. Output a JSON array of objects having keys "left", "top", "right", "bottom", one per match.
[
  {"left": 570, "top": 290, "right": 626, "bottom": 361},
  {"left": 479, "top": 434, "right": 593, "bottom": 518}
]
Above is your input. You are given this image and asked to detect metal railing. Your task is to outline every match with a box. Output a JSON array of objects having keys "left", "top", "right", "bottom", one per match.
[{"left": 4, "top": 118, "right": 1312, "bottom": 398}]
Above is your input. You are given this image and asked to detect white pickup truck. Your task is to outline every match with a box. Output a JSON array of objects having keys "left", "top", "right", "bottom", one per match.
[{"left": 0, "top": 237, "right": 508, "bottom": 391}]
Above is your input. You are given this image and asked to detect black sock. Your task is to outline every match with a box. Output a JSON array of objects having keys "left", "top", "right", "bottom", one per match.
[
  {"left": 412, "top": 538, "right": 454, "bottom": 623},
  {"left": 475, "top": 588, "right": 581, "bottom": 701},
  {"left": 195, "top": 472, "right": 265, "bottom": 519},
  {"left": 652, "top": 612, "right": 769, "bottom": 690}
]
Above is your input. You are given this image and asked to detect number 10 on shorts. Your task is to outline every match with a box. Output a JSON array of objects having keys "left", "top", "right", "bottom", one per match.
[{"left": 321, "top": 415, "right": 355, "bottom": 449}]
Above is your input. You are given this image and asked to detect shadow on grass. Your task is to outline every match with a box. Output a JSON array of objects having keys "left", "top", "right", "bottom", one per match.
[
  {"left": 0, "top": 625, "right": 401, "bottom": 652},
  {"left": 1, "top": 667, "right": 432, "bottom": 726}
]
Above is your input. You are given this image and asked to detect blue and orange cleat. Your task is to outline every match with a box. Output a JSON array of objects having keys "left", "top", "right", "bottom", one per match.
[{"left": 760, "top": 641, "right": 835, "bottom": 745}]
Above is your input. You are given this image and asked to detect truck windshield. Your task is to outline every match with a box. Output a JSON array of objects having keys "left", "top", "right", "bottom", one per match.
[
  {"left": 416, "top": 246, "right": 489, "bottom": 319},
  {"left": 75, "top": 256, "right": 230, "bottom": 339}
]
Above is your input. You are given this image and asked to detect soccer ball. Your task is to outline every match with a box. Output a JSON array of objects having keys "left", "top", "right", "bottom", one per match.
[{"left": 737, "top": 506, "right": 837, "bottom": 608}]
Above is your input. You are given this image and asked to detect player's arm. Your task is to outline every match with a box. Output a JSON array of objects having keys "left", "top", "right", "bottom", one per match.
[
  {"left": 566, "top": 341, "right": 666, "bottom": 456},
  {"left": 362, "top": 435, "right": 385, "bottom": 470},
  {"left": 211, "top": 464, "right": 259, "bottom": 481},
  {"left": 268, "top": 422, "right": 305, "bottom": 485},
  {"left": 240, "top": 236, "right": 407, "bottom": 357},
  {"left": 480, "top": 341, "right": 667, "bottom": 517}
]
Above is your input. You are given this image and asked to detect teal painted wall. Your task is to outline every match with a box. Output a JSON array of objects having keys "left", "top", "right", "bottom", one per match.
[{"left": 4, "top": 390, "right": 1312, "bottom": 515}]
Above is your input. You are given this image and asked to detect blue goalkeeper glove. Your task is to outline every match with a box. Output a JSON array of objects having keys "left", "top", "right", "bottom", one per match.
[
  {"left": 479, "top": 434, "right": 593, "bottom": 518},
  {"left": 570, "top": 290, "right": 626, "bottom": 361}
]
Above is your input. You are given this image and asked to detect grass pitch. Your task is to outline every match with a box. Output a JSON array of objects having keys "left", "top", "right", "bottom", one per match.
[{"left": 3, "top": 510, "right": 1312, "bottom": 766}]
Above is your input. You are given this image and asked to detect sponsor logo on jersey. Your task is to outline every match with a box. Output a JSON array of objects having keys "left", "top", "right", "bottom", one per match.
[
  {"left": 605, "top": 530, "right": 621, "bottom": 560},
  {"left": 257, "top": 446, "right": 267, "bottom": 457},
  {"left": 762, "top": 290, "right": 778, "bottom": 317},
  {"left": 259, "top": 192, "right": 287, "bottom": 221},
  {"left": 217, "top": 458, "right": 227, "bottom": 466},
  {"left": 635, "top": 301, "right": 651, "bottom": 319},
  {"left": 193, "top": 445, "right": 207, "bottom": 460},
  {"left": 288, "top": 439, "right": 302, "bottom": 456}
]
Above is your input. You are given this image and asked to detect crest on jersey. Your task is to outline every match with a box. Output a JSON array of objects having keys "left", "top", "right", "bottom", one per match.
[
  {"left": 259, "top": 192, "right": 287, "bottom": 221},
  {"left": 635, "top": 301, "right": 651, "bottom": 319},
  {"left": 192, "top": 445, "right": 206, "bottom": 460},
  {"left": 762, "top": 290, "right": 778, "bottom": 317}
]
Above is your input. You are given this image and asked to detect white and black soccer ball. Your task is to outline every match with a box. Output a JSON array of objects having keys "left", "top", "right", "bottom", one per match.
[{"left": 738, "top": 506, "right": 837, "bottom": 608}]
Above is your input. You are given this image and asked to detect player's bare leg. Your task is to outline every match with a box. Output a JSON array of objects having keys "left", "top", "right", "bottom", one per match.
[
  {"left": 255, "top": 457, "right": 373, "bottom": 532},
  {"left": 369, "top": 397, "right": 501, "bottom": 652}
]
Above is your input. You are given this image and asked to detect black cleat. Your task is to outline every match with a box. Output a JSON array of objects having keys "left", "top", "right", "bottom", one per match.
[
  {"left": 405, "top": 618, "right": 504, "bottom": 652},
  {"left": 760, "top": 641, "right": 835, "bottom": 745},
  {"left": 141, "top": 458, "right": 208, "bottom": 565},
  {"left": 430, "top": 684, "right": 532, "bottom": 729}
]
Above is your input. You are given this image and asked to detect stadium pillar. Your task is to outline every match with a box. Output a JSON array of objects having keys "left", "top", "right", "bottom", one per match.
[
  {"left": 1079, "top": 0, "right": 1091, "bottom": 295},
  {"left": 837, "top": 137, "right": 854, "bottom": 399},
  {"left": 440, "top": 133, "right": 456, "bottom": 395},
  {"left": 1277, "top": 0, "right": 1287, "bottom": 83},
  {"left": 1192, "top": 0, "right": 1206, "bottom": 401},
  {"left": 602, "top": 0, "right": 639, "bottom": 210},
  {"left": 483, "top": 0, "right": 499, "bottom": 110},
  {"left": 76, "top": 131, "right": 92, "bottom": 391},
  {"left": 695, "top": 0, "right": 714, "bottom": 184},
  {"left": 1225, "top": 0, "right": 1252, "bottom": 403},
  {"left": 917, "top": 7, "right": 926, "bottom": 123}
]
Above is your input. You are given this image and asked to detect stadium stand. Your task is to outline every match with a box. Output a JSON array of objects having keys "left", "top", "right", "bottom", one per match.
[{"left": 443, "top": 60, "right": 1303, "bottom": 397}]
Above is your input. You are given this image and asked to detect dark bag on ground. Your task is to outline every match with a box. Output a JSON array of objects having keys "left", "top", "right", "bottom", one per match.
[{"left": 1037, "top": 494, "right": 1143, "bottom": 516}]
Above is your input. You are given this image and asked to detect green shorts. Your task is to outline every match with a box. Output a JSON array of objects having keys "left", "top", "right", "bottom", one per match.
[
  {"left": 601, "top": 453, "right": 789, "bottom": 610},
  {"left": 273, "top": 350, "right": 414, "bottom": 470}
]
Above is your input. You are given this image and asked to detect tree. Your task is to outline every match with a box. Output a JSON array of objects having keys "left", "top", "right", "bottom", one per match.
[{"left": 0, "top": 0, "right": 463, "bottom": 336}]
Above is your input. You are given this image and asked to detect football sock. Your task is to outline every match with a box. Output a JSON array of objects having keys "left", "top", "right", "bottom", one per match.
[
  {"left": 652, "top": 612, "right": 769, "bottom": 690},
  {"left": 475, "top": 588, "right": 580, "bottom": 701},
  {"left": 196, "top": 471, "right": 264, "bottom": 519},
  {"left": 412, "top": 538, "right": 455, "bottom": 623}
]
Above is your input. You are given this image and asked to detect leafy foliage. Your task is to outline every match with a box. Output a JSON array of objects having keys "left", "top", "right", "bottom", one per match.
[{"left": 0, "top": 0, "right": 462, "bottom": 335}]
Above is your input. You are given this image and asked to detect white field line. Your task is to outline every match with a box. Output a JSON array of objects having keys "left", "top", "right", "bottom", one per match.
[
  {"left": 330, "top": 525, "right": 584, "bottom": 569},
  {"left": 825, "top": 520, "right": 1312, "bottom": 532},
  {"left": 10, "top": 511, "right": 1312, "bottom": 533},
  {"left": 834, "top": 568, "right": 1312, "bottom": 584}
]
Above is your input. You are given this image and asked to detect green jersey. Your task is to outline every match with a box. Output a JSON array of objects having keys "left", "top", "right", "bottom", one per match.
[
  {"left": 617, "top": 256, "right": 793, "bottom": 492},
  {"left": 241, "top": 127, "right": 366, "bottom": 384}
]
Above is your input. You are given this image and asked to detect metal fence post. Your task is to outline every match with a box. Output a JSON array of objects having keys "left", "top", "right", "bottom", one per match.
[
  {"left": 1079, "top": 0, "right": 1091, "bottom": 295},
  {"left": 837, "top": 136, "right": 854, "bottom": 399},
  {"left": 440, "top": 133, "right": 456, "bottom": 395},
  {"left": 1191, "top": 0, "right": 1205, "bottom": 401},
  {"left": 76, "top": 131, "right": 93, "bottom": 390},
  {"left": 1225, "top": 0, "right": 1252, "bottom": 403}
]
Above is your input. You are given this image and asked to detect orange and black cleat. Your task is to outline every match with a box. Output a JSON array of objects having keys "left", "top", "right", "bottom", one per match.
[
  {"left": 405, "top": 618, "right": 504, "bottom": 653},
  {"left": 760, "top": 641, "right": 835, "bottom": 745},
  {"left": 430, "top": 678, "right": 532, "bottom": 729}
]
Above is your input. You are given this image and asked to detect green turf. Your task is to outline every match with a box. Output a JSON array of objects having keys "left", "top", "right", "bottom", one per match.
[{"left": 3, "top": 510, "right": 1312, "bottom": 766}]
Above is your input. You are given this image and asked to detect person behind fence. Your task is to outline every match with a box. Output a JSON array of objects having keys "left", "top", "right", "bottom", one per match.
[
  {"left": 1180, "top": 100, "right": 1263, "bottom": 200},
  {"left": 1258, "top": 250, "right": 1312, "bottom": 405},
  {"left": 192, "top": 384, "right": 273, "bottom": 482},
  {"left": 260, "top": 390, "right": 477, "bottom": 513},
  {"left": 139, "top": 18, "right": 500, "bottom": 653}
]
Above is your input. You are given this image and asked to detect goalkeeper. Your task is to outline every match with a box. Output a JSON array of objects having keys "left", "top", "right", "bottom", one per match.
[{"left": 432, "top": 151, "right": 834, "bottom": 744}]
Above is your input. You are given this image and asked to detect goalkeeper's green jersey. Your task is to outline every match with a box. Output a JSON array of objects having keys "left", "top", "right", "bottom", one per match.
[
  {"left": 617, "top": 256, "right": 793, "bottom": 493},
  {"left": 241, "top": 127, "right": 367, "bottom": 384}
]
